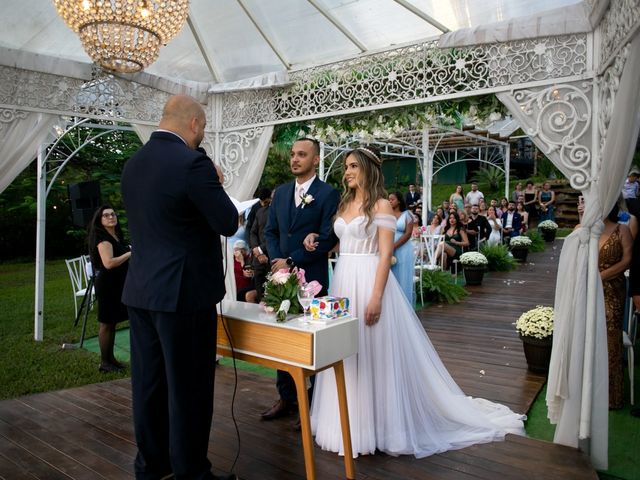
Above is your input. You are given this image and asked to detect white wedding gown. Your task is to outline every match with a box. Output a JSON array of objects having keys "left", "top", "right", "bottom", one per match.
[{"left": 310, "top": 213, "right": 525, "bottom": 458}]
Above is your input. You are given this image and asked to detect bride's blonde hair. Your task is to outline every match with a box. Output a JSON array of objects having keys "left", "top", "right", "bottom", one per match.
[{"left": 338, "top": 146, "right": 387, "bottom": 226}]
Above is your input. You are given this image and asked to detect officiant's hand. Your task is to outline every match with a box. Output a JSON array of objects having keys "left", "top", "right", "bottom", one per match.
[
  {"left": 365, "top": 297, "right": 382, "bottom": 326},
  {"left": 303, "top": 233, "right": 319, "bottom": 251},
  {"left": 271, "top": 258, "right": 288, "bottom": 273}
]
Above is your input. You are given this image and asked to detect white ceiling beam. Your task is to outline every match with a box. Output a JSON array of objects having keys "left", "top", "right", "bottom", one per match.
[
  {"left": 306, "top": 0, "right": 367, "bottom": 53},
  {"left": 236, "top": 0, "right": 291, "bottom": 69},
  {"left": 187, "top": 15, "right": 225, "bottom": 83},
  {"left": 392, "top": 0, "right": 450, "bottom": 33}
]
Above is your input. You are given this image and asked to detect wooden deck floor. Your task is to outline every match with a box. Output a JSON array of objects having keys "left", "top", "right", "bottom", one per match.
[{"left": 0, "top": 242, "right": 598, "bottom": 479}]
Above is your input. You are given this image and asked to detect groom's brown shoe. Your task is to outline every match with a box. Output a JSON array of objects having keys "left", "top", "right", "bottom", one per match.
[{"left": 260, "top": 399, "right": 293, "bottom": 420}]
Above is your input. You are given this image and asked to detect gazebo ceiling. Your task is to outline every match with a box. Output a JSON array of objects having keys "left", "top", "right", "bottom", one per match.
[{"left": 0, "top": 0, "right": 584, "bottom": 87}]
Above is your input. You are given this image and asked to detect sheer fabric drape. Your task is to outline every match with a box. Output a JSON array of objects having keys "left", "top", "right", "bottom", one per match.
[
  {"left": 0, "top": 110, "right": 57, "bottom": 193},
  {"left": 497, "top": 31, "right": 640, "bottom": 470}
]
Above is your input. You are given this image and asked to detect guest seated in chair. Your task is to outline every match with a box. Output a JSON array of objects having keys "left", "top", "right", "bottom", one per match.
[
  {"left": 435, "top": 212, "right": 469, "bottom": 270},
  {"left": 467, "top": 204, "right": 489, "bottom": 250},
  {"left": 501, "top": 201, "right": 522, "bottom": 242},
  {"left": 232, "top": 240, "right": 257, "bottom": 303}
]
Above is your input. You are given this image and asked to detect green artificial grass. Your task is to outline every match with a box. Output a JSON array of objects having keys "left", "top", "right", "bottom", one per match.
[
  {"left": 526, "top": 366, "right": 640, "bottom": 480},
  {"left": 82, "top": 329, "right": 277, "bottom": 378},
  {"left": 0, "top": 260, "right": 129, "bottom": 400}
]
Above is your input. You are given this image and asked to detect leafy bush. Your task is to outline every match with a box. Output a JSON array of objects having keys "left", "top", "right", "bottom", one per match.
[
  {"left": 472, "top": 166, "right": 505, "bottom": 191},
  {"left": 480, "top": 243, "right": 517, "bottom": 271},
  {"left": 526, "top": 230, "right": 546, "bottom": 252},
  {"left": 417, "top": 269, "right": 468, "bottom": 304}
]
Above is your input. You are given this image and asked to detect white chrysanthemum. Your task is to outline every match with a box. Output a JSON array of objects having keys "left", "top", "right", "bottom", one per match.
[
  {"left": 510, "top": 236, "right": 532, "bottom": 248},
  {"left": 538, "top": 220, "right": 559, "bottom": 231},
  {"left": 516, "top": 306, "right": 554, "bottom": 339},
  {"left": 459, "top": 251, "right": 488, "bottom": 266}
]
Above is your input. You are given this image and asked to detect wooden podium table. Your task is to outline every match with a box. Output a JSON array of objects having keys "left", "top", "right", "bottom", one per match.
[{"left": 217, "top": 300, "right": 358, "bottom": 480}]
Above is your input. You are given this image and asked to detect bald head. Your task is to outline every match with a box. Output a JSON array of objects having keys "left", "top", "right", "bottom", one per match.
[{"left": 159, "top": 95, "right": 206, "bottom": 149}]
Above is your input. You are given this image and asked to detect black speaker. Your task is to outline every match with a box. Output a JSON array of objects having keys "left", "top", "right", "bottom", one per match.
[{"left": 68, "top": 181, "right": 101, "bottom": 228}]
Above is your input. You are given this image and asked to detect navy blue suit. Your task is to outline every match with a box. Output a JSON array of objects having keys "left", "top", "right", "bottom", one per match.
[
  {"left": 265, "top": 178, "right": 339, "bottom": 292},
  {"left": 501, "top": 210, "right": 523, "bottom": 238},
  {"left": 264, "top": 177, "right": 339, "bottom": 403},
  {"left": 122, "top": 131, "right": 238, "bottom": 479}
]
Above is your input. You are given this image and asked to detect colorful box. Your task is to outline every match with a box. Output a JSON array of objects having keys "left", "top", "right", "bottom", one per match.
[{"left": 310, "top": 296, "right": 350, "bottom": 320}]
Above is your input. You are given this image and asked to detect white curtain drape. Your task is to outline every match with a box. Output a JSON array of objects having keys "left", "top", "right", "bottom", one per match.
[
  {"left": 497, "top": 31, "right": 640, "bottom": 470},
  {"left": 0, "top": 110, "right": 58, "bottom": 194},
  {"left": 218, "top": 125, "right": 274, "bottom": 201},
  {"left": 201, "top": 125, "right": 274, "bottom": 301},
  {"left": 131, "top": 123, "right": 157, "bottom": 144}
]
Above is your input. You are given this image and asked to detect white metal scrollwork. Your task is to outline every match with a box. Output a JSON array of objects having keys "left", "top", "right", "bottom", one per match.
[
  {"left": 598, "top": 45, "right": 629, "bottom": 154},
  {"left": 222, "top": 34, "right": 588, "bottom": 129},
  {"left": 513, "top": 83, "right": 592, "bottom": 190},
  {"left": 0, "top": 65, "right": 168, "bottom": 125},
  {"left": 217, "top": 127, "right": 264, "bottom": 190},
  {"left": 598, "top": 0, "right": 640, "bottom": 70},
  {"left": 0, "top": 108, "right": 28, "bottom": 133}
]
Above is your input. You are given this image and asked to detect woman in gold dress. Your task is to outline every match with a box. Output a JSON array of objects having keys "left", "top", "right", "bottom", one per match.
[{"left": 598, "top": 205, "right": 633, "bottom": 409}]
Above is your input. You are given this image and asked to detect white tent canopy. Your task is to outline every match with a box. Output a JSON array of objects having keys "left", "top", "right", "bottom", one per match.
[
  {"left": 1, "top": 0, "right": 639, "bottom": 472},
  {"left": 0, "top": 0, "right": 585, "bottom": 87}
]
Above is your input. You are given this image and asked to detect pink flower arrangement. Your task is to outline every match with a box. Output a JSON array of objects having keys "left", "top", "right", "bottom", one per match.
[{"left": 261, "top": 267, "right": 322, "bottom": 321}]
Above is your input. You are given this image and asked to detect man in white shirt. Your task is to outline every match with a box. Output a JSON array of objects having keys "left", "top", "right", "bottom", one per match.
[{"left": 465, "top": 182, "right": 484, "bottom": 206}]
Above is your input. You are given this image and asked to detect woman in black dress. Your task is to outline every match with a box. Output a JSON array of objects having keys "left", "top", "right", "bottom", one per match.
[
  {"left": 523, "top": 180, "right": 539, "bottom": 222},
  {"left": 87, "top": 205, "right": 131, "bottom": 373}
]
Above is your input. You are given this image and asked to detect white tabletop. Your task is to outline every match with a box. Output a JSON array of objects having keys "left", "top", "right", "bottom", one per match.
[{"left": 218, "top": 299, "right": 355, "bottom": 333}]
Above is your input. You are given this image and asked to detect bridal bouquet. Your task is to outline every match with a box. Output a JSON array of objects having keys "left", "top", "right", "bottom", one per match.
[{"left": 261, "top": 268, "right": 322, "bottom": 321}]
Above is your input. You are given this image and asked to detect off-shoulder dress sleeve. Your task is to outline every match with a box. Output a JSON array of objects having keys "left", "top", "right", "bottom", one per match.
[{"left": 373, "top": 213, "right": 397, "bottom": 232}]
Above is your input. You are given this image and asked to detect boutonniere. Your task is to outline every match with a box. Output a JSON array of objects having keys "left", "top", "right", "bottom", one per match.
[{"left": 300, "top": 193, "right": 314, "bottom": 209}]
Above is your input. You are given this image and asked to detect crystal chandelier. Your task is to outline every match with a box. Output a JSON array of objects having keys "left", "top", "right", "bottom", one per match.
[{"left": 53, "top": 0, "right": 190, "bottom": 73}]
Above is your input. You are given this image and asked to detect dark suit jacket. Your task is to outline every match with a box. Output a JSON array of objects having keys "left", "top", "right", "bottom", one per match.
[
  {"left": 501, "top": 211, "right": 523, "bottom": 237},
  {"left": 405, "top": 191, "right": 421, "bottom": 206},
  {"left": 467, "top": 214, "right": 490, "bottom": 247},
  {"left": 264, "top": 178, "right": 339, "bottom": 292},
  {"left": 121, "top": 131, "right": 238, "bottom": 313},
  {"left": 249, "top": 205, "right": 270, "bottom": 265}
]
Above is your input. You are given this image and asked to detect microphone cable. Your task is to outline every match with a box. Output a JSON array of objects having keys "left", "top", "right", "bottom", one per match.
[{"left": 219, "top": 235, "right": 241, "bottom": 474}]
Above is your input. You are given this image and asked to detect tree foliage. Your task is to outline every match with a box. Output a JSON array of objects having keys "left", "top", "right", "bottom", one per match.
[{"left": 0, "top": 126, "right": 141, "bottom": 261}]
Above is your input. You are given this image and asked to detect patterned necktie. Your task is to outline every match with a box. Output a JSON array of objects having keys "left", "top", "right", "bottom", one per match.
[{"left": 295, "top": 185, "right": 305, "bottom": 207}]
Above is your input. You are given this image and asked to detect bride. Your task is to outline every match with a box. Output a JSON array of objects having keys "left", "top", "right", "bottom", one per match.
[{"left": 305, "top": 146, "right": 525, "bottom": 458}]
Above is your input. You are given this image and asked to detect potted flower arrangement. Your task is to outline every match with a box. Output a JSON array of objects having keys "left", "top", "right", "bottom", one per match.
[
  {"left": 509, "top": 235, "right": 532, "bottom": 263},
  {"left": 459, "top": 251, "right": 488, "bottom": 285},
  {"left": 538, "top": 220, "right": 559, "bottom": 242},
  {"left": 515, "top": 305, "right": 554, "bottom": 373},
  {"left": 261, "top": 268, "right": 322, "bottom": 321}
]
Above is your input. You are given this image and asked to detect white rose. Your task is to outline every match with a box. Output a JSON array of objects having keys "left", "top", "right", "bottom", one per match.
[{"left": 271, "top": 271, "right": 290, "bottom": 285}]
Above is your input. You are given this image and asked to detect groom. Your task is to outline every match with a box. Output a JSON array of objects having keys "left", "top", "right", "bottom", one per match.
[{"left": 262, "top": 138, "right": 340, "bottom": 422}]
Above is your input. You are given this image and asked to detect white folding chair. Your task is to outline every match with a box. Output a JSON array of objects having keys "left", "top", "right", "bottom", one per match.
[
  {"left": 413, "top": 238, "right": 424, "bottom": 306},
  {"left": 421, "top": 234, "right": 445, "bottom": 271},
  {"left": 625, "top": 299, "right": 637, "bottom": 405},
  {"left": 65, "top": 256, "right": 94, "bottom": 318}
]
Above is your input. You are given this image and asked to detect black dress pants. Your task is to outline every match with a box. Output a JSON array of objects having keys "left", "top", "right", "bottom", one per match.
[{"left": 128, "top": 306, "right": 217, "bottom": 480}]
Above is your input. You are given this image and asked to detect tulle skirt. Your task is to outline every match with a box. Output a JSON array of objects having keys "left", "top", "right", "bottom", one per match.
[{"left": 310, "top": 253, "right": 525, "bottom": 458}]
